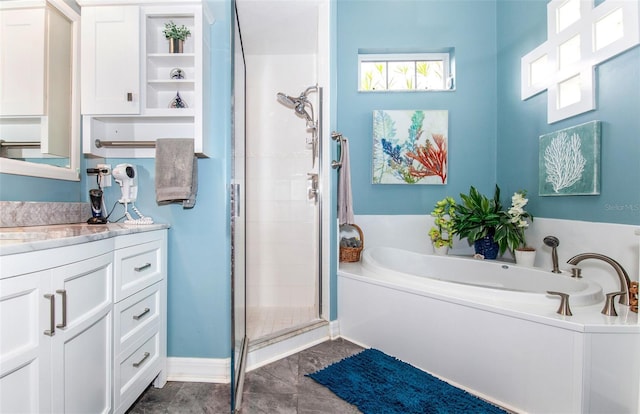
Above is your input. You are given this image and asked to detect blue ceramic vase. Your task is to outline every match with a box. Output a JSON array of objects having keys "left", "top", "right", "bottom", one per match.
[{"left": 474, "top": 234, "right": 498, "bottom": 259}]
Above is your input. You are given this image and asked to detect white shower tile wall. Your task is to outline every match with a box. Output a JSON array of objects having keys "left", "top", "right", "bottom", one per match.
[
  {"left": 356, "top": 215, "right": 640, "bottom": 291},
  {"left": 245, "top": 52, "right": 319, "bottom": 335}
]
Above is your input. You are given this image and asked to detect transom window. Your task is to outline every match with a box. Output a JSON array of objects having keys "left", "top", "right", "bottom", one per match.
[{"left": 358, "top": 52, "right": 453, "bottom": 92}]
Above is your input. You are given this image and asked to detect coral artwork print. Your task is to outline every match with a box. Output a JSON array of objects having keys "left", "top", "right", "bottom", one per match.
[
  {"left": 372, "top": 110, "right": 448, "bottom": 184},
  {"left": 539, "top": 121, "right": 600, "bottom": 196}
]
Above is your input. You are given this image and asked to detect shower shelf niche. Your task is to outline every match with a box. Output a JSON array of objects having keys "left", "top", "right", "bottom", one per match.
[{"left": 79, "top": 1, "right": 212, "bottom": 158}]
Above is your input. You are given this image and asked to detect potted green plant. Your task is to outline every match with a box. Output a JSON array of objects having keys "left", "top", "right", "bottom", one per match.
[
  {"left": 452, "top": 185, "right": 502, "bottom": 259},
  {"left": 428, "top": 196, "right": 456, "bottom": 255},
  {"left": 495, "top": 190, "right": 534, "bottom": 266},
  {"left": 163, "top": 21, "right": 191, "bottom": 53}
]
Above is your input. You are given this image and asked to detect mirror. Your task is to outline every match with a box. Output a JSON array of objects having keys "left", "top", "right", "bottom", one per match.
[{"left": 0, "top": 0, "right": 80, "bottom": 181}]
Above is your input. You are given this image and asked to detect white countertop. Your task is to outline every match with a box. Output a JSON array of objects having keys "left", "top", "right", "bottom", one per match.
[{"left": 0, "top": 223, "right": 170, "bottom": 256}]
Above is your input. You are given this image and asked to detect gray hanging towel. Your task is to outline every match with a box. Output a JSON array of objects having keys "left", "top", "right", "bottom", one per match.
[
  {"left": 338, "top": 137, "right": 354, "bottom": 225},
  {"left": 155, "top": 138, "right": 198, "bottom": 209}
]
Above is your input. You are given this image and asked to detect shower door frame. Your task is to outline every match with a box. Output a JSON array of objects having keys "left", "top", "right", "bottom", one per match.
[{"left": 230, "top": 1, "right": 248, "bottom": 412}]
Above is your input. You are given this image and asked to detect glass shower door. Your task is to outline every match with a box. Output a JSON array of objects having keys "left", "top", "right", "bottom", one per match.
[{"left": 231, "top": 2, "right": 247, "bottom": 412}]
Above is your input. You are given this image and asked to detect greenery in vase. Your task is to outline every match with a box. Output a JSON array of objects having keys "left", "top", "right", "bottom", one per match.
[
  {"left": 452, "top": 185, "right": 502, "bottom": 248},
  {"left": 495, "top": 190, "right": 534, "bottom": 255},
  {"left": 428, "top": 197, "right": 457, "bottom": 248},
  {"left": 163, "top": 21, "right": 191, "bottom": 41}
]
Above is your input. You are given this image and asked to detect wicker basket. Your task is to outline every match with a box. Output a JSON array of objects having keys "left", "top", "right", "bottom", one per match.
[{"left": 339, "top": 224, "right": 364, "bottom": 263}]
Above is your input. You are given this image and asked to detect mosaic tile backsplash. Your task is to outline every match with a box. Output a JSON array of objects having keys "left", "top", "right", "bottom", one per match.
[{"left": 0, "top": 201, "right": 90, "bottom": 227}]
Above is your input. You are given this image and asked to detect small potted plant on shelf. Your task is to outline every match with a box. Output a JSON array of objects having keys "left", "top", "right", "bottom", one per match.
[
  {"left": 452, "top": 185, "right": 502, "bottom": 259},
  {"left": 495, "top": 190, "right": 534, "bottom": 266},
  {"left": 163, "top": 21, "right": 191, "bottom": 53},
  {"left": 428, "top": 196, "right": 457, "bottom": 255}
]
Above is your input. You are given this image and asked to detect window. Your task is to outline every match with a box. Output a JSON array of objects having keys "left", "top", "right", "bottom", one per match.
[
  {"left": 521, "top": 0, "right": 639, "bottom": 123},
  {"left": 358, "top": 52, "right": 454, "bottom": 92}
]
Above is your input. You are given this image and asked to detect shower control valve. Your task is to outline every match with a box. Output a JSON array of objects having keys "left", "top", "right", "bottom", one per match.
[{"left": 307, "top": 172, "right": 319, "bottom": 202}]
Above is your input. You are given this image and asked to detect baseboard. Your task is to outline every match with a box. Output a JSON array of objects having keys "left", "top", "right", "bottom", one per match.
[
  {"left": 329, "top": 320, "right": 340, "bottom": 339},
  {"left": 166, "top": 321, "right": 341, "bottom": 383},
  {"left": 167, "top": 357, "right": 230, "bottom": 383}
]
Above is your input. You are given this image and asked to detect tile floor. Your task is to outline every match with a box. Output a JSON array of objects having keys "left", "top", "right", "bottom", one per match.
[
  {"left": 246, "top": 306, "right": 317, "bottom": 340},
  {"left": 126, "top": 338, "right": 364, "bottom": 414}
]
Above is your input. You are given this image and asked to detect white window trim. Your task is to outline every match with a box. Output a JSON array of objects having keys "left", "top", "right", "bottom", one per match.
[{"left": 358, "top": 52, "right": 453, "bottom": 92}]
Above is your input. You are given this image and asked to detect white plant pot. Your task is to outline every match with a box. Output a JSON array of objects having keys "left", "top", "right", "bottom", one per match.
[
  {"left": 433, "top": 245, "right": 449, "bottom": 256},
  {"left": 515, "top": 249, "right": 536, "bottom": 267}
]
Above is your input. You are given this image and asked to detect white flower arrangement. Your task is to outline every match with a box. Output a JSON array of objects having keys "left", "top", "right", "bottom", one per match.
[{"left": 496, "top": 190, "right": 534, "bottom": 253}]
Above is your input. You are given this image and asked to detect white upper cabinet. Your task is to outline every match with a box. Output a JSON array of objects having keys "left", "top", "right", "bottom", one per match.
[
  {"left": 79, "top": 1, "right": 212, "bottom": 158},
  {"left": 81, "top": 6, "right": 140, "bottom": 115},
  {"left": 0, "top": 7, "right": 46, "bottom": 116}
]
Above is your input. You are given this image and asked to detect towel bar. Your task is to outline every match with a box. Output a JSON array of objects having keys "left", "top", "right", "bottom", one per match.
[
  {"left": 95, "top": 139, "right": 156, "bottom": 149},
  {"left": 0, "top": 139, "right": 41, "bottom": 148},
  {"left": 331, "top": 132, "right": 346, "bottom": 169}
]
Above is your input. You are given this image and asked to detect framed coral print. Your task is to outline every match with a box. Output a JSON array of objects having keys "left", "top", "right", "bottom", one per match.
[
  {"left": 372, "top": 110, "right": 448, "bottom": 184},
  {"left": 539, "top": 121, "right": 601, "bottom": 196}
]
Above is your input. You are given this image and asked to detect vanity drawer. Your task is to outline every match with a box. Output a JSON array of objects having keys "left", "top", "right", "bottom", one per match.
[
  {"left": 114, "top": 283, "right": 160, "bottom": 353},
  {"left": 116, "top": 330, "right": 160, "bottom": 403},
  {"left": 114, "top": 240, "right": 163, "bottom": 302}
]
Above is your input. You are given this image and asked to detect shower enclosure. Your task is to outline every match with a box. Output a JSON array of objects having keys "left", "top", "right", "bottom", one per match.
[{"left": 234, "top": 0, "right": 331, "bottom": 348}]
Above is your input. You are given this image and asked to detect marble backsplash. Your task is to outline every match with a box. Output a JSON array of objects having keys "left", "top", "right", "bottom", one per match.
[{"left": 0, "top": 201, "right": 90, "bottom": 227}]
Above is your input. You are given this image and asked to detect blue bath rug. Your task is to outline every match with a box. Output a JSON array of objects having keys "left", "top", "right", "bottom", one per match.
[{"left": 307, "top": 348, "right": 507, "bottom": 414}]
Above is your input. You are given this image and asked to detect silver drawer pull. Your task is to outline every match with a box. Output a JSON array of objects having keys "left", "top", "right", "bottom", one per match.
[
  {"left": 134, "top": 263, "right": 151, "bottom": 272},
  {"left": 44, "top": 294, "right": 55, "bottom": 336},
  {"left": 133, "top": 307, "right": 150, "bottom": 320},
  {"left": 132, "top": 351, "right": 150, "bottom": 368},
  {"left": 56, "top": 289, "right": 67, "bottom": 329}
]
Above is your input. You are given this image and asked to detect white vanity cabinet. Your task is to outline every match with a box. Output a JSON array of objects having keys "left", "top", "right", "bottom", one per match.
[
  {"left": 112, "top": 231, "right": 167, "bottom": 414},
  {"left": 0, "top": 241, "right": 113, "bottom": 414},
  {"left": 79, "top": 0, "right": 212, "bottom": 158},
  {"left": 0, "top": 227, "right": 167, "bottom": 414}
]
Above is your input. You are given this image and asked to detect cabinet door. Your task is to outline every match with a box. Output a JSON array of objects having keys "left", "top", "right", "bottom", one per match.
[
  {"left": 0, "top": 271, "right": 52, "bottom": 414},
  {"left": 0, "top": 7, "right": 45, "bottom": 116},
  {"left": 81, "top": 5, "right": 140, "bottom": 115},
  {"left": 50, "top": 253, "right": 113, "bottom": 414}
]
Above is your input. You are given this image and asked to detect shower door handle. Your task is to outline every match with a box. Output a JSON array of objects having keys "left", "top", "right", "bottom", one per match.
[{"left": 235, "top": 184, "right": 241, "bottom": 217}]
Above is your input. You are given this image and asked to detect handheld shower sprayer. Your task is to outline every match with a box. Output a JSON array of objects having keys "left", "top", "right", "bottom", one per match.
[{"left": 543, "top": 236, "right": 561, "bottom": 273}]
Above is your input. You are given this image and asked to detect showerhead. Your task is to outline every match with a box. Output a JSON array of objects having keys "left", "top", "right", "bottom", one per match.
[
  {"left": 277, "top": 86, "right": 317, "bottom": 126},
  {"left": 277, "top": 92, "right": 297, "bottom": 107}
]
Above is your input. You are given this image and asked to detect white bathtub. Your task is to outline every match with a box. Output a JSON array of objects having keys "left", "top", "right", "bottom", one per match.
[
  {"left": 338, "top": 247, "right": 640, "bottom": 414},
  {"left": 361, "top": 246, "right": 604, "bottom": 307}
]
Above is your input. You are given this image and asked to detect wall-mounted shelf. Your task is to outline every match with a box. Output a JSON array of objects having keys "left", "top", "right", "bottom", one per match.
[{"left": 80, "top": 1, "right": 212, "bottom": 158}]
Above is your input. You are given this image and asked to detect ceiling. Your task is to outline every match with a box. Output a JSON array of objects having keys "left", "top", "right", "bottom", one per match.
[{"left": 235, "top": 0, "right": 320, "bottom": 55}]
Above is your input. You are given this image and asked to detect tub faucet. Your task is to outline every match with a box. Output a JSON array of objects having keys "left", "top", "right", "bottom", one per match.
[
  {"left": 567, "top": 253, "right": 631, "bottom": 306},
  {"left": 543, "top": 236, "right": 561, "bottom": 273}
]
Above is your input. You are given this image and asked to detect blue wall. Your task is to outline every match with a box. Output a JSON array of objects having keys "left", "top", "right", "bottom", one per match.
[
  {"left": 97, "top": 0, "right": 233, "bottom": 358},
  {"left": 336, "top": 0, "right": 499, "bottom": 214},
  {"left": 0, "top": 173, "right": 84, "bottom": 201},
  {"left": 496, "top": 0, "right": 640, "bottom": 225}
]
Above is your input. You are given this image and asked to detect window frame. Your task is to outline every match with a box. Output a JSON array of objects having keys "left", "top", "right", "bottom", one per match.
[{"left": 358, "top": 52, "right": 453, "bottom": 92}]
